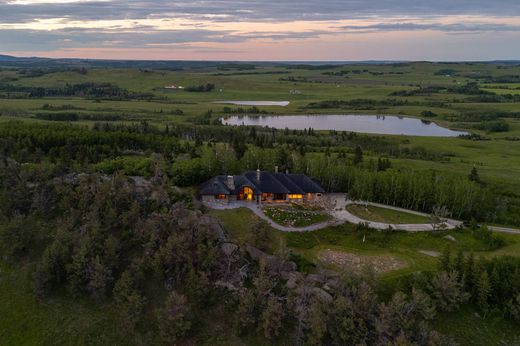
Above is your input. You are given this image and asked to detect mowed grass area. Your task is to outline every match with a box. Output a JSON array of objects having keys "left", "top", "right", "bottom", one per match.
[{"left": 346, "top": 204, "right": 431, "bottom": 224}]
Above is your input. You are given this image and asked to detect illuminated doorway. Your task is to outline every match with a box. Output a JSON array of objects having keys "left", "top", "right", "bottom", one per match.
[{"left": 238, "top": 186, "right": 254, "bottom": 201}]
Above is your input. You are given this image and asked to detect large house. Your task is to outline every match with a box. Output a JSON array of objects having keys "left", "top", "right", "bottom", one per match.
[{"left": 200, "top": 170, "right": 324, "bottom": 204}]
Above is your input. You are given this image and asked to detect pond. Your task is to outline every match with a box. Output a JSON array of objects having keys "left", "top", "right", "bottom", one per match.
[
  {"left": 221, "top": 114, "right": 468, "bottom": 137},
  {"left": 214, "top": 101, "right": 290, "bottom": 106}
]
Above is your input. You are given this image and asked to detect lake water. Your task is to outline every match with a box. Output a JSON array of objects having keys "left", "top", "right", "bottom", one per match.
[
  {"left": 214, "top": 101, "right": 290, "bottom": 106},
  {"left": 221, "top": 114, "right": 468, "bottom": 137}
]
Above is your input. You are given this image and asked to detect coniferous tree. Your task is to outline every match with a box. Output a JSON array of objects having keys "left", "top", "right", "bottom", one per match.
[
  {"left": 454, "top": 249, "right": 465, "bottom": 278},
  {"left": 261, "top": 296, "right": 284, "bottom": 340},
  {"left": 469, "top": 166, "right": 480, "bottom": 183},
  {"left": 353, "top": 145, "right": 363, "bottom": 165},
  {"left": 477, "top": 271, "right": 491, "bottom": 313},
  {"left": 439, "top": 247, "right": 452, "bottom": 272}
]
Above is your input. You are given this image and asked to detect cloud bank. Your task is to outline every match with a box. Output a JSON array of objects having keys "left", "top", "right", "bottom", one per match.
[{"left": 1, "top": 0, "right": 519, "bottom": 60}]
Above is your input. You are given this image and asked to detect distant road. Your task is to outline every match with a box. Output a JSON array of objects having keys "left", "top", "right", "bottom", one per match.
[{"left": 488, "top": 226, "right": 520, "bottom": 234}]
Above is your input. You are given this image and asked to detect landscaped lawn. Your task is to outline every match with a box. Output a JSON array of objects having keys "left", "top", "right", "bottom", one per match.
[
  {"left": 263, "top": 204, "right": 330, "bottom": 227},
  {"left": 346, "top": 204, "right": 431, "bottom": 224}
]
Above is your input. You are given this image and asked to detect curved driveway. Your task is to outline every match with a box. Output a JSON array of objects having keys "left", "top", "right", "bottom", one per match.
[{"left": 205, "top": 194, "right": 519, "bottom": 234}]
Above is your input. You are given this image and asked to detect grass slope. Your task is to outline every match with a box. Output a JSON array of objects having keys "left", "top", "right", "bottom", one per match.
[{"left": 346, "top": 204, "right": 431, "bottom": 224}]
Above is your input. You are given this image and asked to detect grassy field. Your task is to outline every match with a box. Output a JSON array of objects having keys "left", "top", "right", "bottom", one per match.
[{"left": 346, "top": 204, "right": 431, "bottom": 224}]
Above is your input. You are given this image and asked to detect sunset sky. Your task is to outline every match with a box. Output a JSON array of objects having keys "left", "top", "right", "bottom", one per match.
[{"left": 1, "top": 0, "right": 520, "bottom": 61}]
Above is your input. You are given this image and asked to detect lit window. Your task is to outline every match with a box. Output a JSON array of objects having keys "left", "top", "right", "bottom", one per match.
[
  {"left": 215, "top": 194, "right": 227, "bottom": 200},
  {"left": 288, "top": 194, "right": 303, "bottom": 199}
]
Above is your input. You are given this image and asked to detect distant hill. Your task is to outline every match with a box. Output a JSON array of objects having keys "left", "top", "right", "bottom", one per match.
[
  {"left": 0, "top": 55, "right": 21, "bottom": 61},
  {"left": 0, "top": 54, "right": 518, "bottom": 70}
]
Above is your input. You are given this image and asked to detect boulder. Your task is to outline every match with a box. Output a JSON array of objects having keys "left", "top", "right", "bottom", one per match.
[{"left": 222, "top": 242, "right": 239, "bottom": 256}]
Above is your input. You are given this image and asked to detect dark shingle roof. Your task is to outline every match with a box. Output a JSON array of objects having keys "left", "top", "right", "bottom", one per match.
[
  {"left": 287, "top": 174, "right": 325, "bottom": 193},
  {"left": 244, "top": 171, "right": 290, "bottom": 194},
  {"left": 199, "top": 176, "right": 230, "bottom": 195},
  {"left": 199, "top": 171, "right": 324, "bottom": 195},
  {"left": 233, "top": 175, "right": 261, "bottom": 194},
  {"left": 272, "top": 173, "right": 305, "bottom": 194}
]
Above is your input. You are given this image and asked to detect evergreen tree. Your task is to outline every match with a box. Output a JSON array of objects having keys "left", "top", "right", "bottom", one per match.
[
  {"left": 469, "top": 166, "right": 480, "bottom": 183},
  {"left": 477, "top": 271, "right": 491, "bottom": 312},
  {"left": 261, "top": 296, "right": 284, "bottom": 340},
  {"left": 306, "top": 299, "right": 327, "bottom": 345},
  {"left": 353, "top": 145, "right": 363, "bottom": 165},
  {"left": 157, "top": 291, "right": 192, "bottom": 343},
  {"left": 439, "top": 246, "right": 452, "bottom": 272},
  {"left": 463, "top": 252, "right": 475, "bottom": 291},
  {"left": 454, "top": 250, "right": 465, "bottom": 278}
]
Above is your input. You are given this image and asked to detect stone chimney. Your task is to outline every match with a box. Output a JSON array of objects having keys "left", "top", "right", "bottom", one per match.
[
  {"left": 275, "top": 166, "right": 278, "bottom": 173},
  {"left": 256, "top": 169, "right": 261, "bottom": 181},
  {"left": 226, "top": 175, "right": 235, "bottom": 190}
]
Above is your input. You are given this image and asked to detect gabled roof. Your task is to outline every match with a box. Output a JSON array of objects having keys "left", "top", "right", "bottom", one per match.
[
  {"left": 244, "top": 171, "right": 289, "bottom": 194},
  {"left": 287, "top": 174, "right": 325, "bottom": 193},
  {"left": 199, "top": 176, "right": 230, "bottom": 195},
  {"left": 272, "top": 173, "right": 305, "bottom": 194},
  {"left": 199, "top": 171, "right": 324, "bottom": 195},
  {"left": 233, "top": 174, "right": 261, "bottom": 194}
]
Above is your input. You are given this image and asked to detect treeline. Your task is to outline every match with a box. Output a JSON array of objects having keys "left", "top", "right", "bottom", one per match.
[
  {"left": 479, "top": 75, "right": 520, "bottom": 83},
  {"left": 390, "top": 82, "right": 493, "bottom": 97},
  {"left": 472, "top": 120, "right": 510, "bottom": 133},
  {"left": 0, "top": 82, "right": 156, "bottom": 100},
  {"left": 307, "top": 159, "right": 495, "bottom": 221},
  {"left": 306, "top": 98, "right": 448, "bottom": 110},
  {"left": 222, "top": 106, "right": 269, "bottom": 114},
  {"left": 306, "top": 98, "right": 409, "bottom": 109},
  {"left": 34, "top": 112, "right": 122, "bottom": 122},
  {"left": 184, "top": 83, "right": 215, "bottom": 92},
  {"left": 458, "top": 110, "right": 520, "bottom": 122},
  {"left": 0, "top": 121, "right": 182, "bottom": 165},
  {"left": 433, "top": 246, "right": 520, "bottom": 321}
]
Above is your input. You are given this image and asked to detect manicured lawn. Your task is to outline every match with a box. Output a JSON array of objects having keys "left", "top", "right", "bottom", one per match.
[
  {"left": 263, "top": 204, "right": 330, "bottom": 227},
  {"left": 346, "top": 204, "right": 431, "bottom": 224}
]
